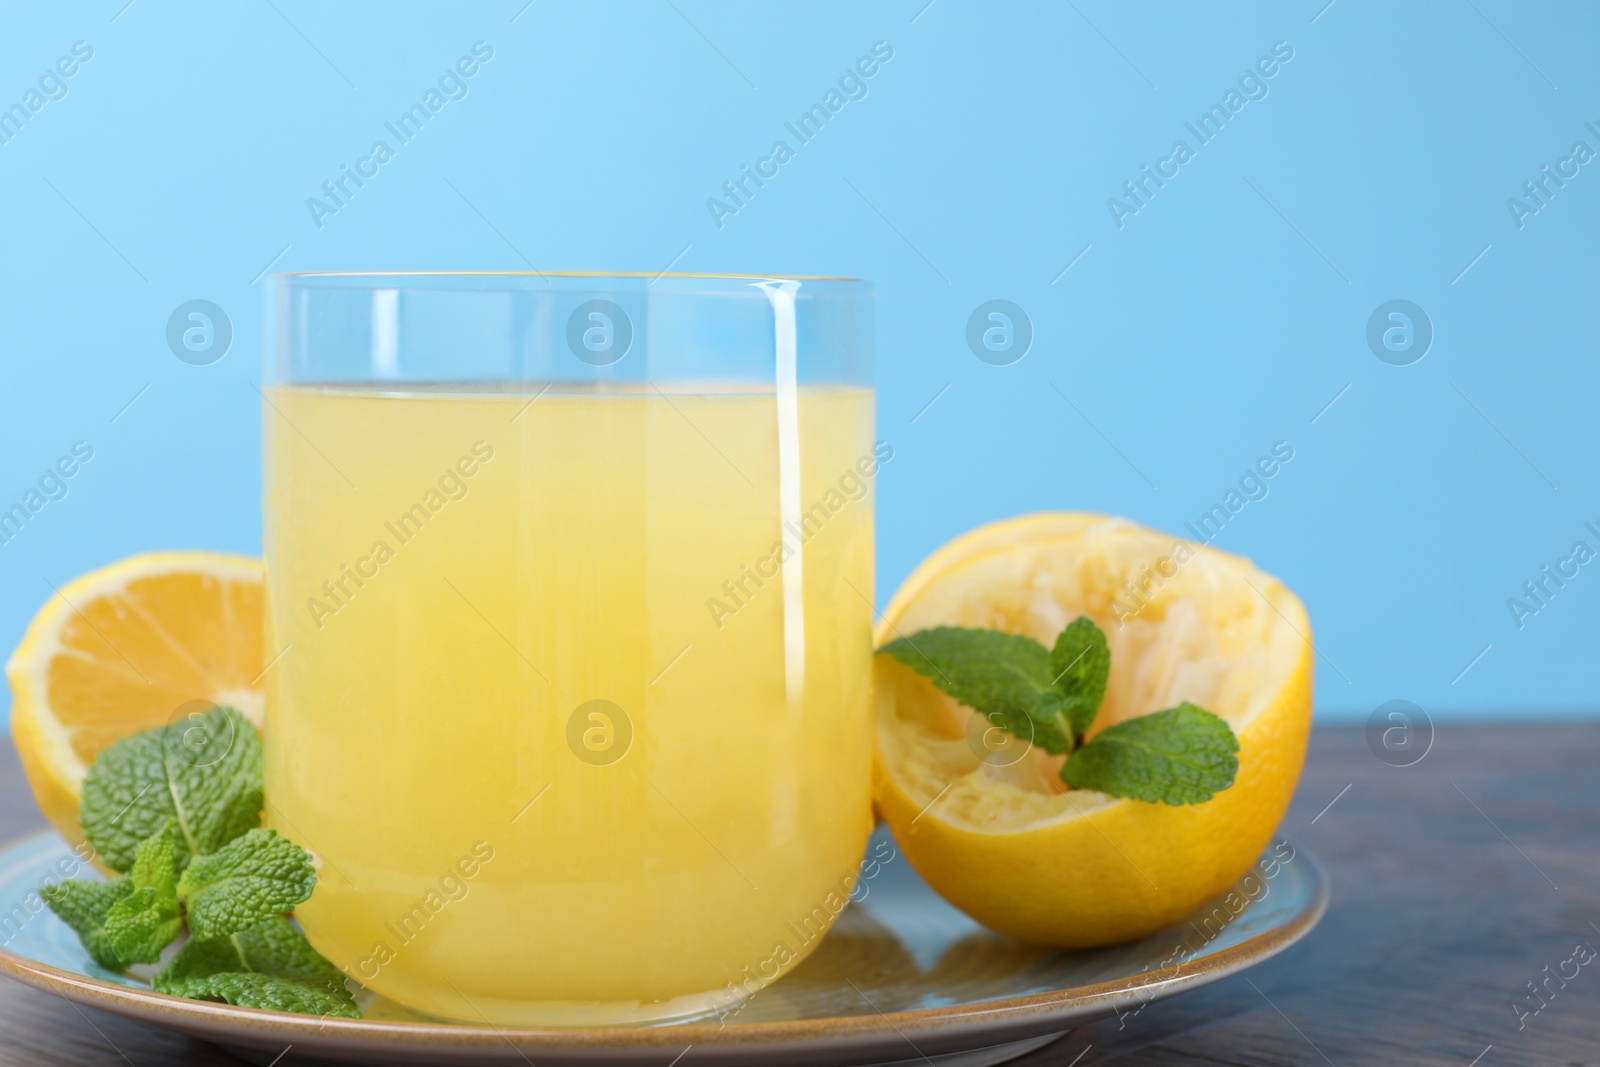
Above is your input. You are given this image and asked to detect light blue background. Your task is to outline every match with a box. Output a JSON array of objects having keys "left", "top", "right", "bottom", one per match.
[{"left": 0, "top": 1, "right": 1595, "bottom": 723}]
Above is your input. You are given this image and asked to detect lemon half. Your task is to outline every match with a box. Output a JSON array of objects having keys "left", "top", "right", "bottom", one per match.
[
  {"left": 7, "top": 552, "right": 265, "bottom": 850},
  {"left": 873, "top": 513, "right": 1312, "bottom": 947}
]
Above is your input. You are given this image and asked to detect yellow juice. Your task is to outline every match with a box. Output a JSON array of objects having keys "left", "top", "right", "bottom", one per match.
[{"left": 262, "top": 383, "right": 878, "bottom": 1023}]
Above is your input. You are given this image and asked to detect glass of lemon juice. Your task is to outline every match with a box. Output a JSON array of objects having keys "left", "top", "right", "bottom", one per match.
[{"left": 262, "top": 273, "right": 876, "bottom": 1025}]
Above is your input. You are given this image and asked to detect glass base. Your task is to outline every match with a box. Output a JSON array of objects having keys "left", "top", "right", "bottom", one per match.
[{"left": 376, "top": 984, "right": 741, "bottom": 1027}]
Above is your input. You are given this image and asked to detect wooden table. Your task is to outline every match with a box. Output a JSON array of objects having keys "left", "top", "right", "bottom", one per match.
[{"left": 0, "top": 723, "right": 1593, "bottom": 1066}]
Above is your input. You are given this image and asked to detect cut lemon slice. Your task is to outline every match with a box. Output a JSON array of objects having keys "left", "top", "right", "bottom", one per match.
[
  {"left": 7, "top": 552, "right": 265, "bottom": 850},
  {"left": 874, "top": 513, "right": 1312, "bottom": 947}
]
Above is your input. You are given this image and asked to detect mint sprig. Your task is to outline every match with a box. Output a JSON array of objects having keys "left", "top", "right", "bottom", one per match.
[
  {"left": 39, "top": 707, "right": 358, "bottom": 1017},
  {"left": 1049, "top": 616, "right": 1111, "bottom": 737},
  {"left": 1059, "top": 702, "right": 1239, "bottom": 804},
  {"left": 880, "top": 617, "right": 1239, "bottom": 805},
  {"left": 154, "top": 917, "right": 359, "bottom": 1018},
  {"left": 102, "top": 819, "right": 182, "bottom": 963},
  {"left": 37, "top": 878, "right": 133, "bottom": 972},
  {"left": 80, "top": 705, "right": 262, "bottom": 873},
  {"left": 177, "top": 828, "right": 316, "bottom": 941},
  {"left": 880, "top": 627, "right": 1075, "bottom": 754}
]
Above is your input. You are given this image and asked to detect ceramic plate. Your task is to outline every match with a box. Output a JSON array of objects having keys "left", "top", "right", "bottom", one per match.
[{"left": 0, "top": 828, "right": 1325, "bottom": 1067}]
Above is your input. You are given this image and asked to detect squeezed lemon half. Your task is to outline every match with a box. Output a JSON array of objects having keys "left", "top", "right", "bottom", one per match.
[{"left": 873, "top": 513, "right": 1313, "bottom": 947}]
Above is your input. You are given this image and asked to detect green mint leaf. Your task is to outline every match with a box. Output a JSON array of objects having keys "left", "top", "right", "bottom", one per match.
[
  {"left": 103, "top": 887, "right": 181, "bottom": 964},
  {"left": 1050, "top": 616, "right": 1111, "bottom": 738},
  {"left": 39, "top": 878, "right": 134, "bottom": 971},
  {"left": 127, "top": 818, "right": 180, "bottom": 892},
  {"left": 80, "top": 706, "right": 262, "bottom": 873},
  {"left": 176, "top": 829, "right": 316, "bottom": 941},
  {"left": 102, "top": 820, "right": 182, "bottom": 963},
  {"left": 156, "top": 970, "right": 358, "bottom": 1017},
  {"left": 1061, "top": 703, "right": 1239, "bottom": 805},
  {"left": 154, "top": 916, "right": 359, "bottom": 1018},
  {"left": 879, "top": 627, "right": 1073, "bottom": 754}
]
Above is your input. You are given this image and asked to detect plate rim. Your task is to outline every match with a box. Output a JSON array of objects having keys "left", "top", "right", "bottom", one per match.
[{"left": 0, "top": 830, "right": 1329, "bottom": 1057}]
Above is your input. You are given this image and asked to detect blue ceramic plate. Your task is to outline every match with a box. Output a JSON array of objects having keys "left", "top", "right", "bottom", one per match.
[{"left": 0, "top": 828, "right": 1325, "bottom": 1067}]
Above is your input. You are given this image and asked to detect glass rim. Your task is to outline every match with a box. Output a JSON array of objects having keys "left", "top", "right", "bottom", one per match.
[{"left": 266, "top": 270, "right": 872, "bottom": 385}]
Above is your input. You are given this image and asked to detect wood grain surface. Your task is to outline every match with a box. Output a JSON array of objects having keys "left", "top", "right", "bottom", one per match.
[{"left": 0, "top": 722, "right": 1593, "bottom": 1066}]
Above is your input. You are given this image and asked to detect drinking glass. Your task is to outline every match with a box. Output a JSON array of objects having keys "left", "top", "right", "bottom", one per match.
[{"left": 261, "top": 273, "right": 876, "bottom": 1024}]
